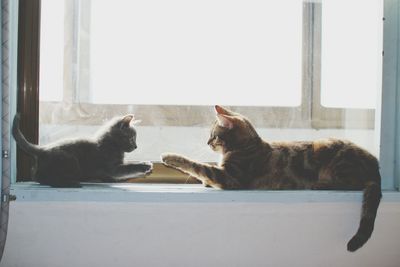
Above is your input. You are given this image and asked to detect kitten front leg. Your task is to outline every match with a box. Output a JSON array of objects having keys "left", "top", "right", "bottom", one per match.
[
  {"left": 109, "top": 162, "right": 153, "bottom": 181},
  {"left": 161, "top": 153, "right": 241, "bottom": 189}
]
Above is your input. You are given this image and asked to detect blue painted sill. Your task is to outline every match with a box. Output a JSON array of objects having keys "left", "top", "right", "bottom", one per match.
[{"left": 10, "top": 182, "right": 400, "bottom": 203}]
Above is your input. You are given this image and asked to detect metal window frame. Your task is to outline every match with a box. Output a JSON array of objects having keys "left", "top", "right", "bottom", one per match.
[
  {"left": 0, "top": 0, "right": 19, "bottom": 260},
  {"left": 380, "top": 0, "right": 400, "bottom": 190}
]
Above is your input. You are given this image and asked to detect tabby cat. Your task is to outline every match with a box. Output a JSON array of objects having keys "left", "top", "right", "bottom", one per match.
[
  {"left": 161, "top": 105, "right": 381, "bottom": 252},
  {"left": 13, "top": 114, "right": 153, "bottom": 187}
]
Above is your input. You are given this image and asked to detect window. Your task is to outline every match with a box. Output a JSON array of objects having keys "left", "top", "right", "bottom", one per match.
[
  {"left": 41, "top": 0, "right": 303, "bottom": 107},
  {"left": 17, "top": 0, "right": 385, "bottom": 185},
  {"left": 320, "top": 0, "right": 382, "bottom": 109},
  {"left": 313, "top": 0, "right": 382, "bottom": 129}
]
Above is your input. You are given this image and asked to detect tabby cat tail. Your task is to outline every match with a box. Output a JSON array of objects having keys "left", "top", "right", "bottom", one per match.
[{"left": 347, "top": 180, "right": 382, "bottom": 252}]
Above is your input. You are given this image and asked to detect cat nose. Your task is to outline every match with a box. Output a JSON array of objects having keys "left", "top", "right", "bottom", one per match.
[
  {"left": 133, "top": 144, "right": 137, "bottom": 149},
  {"left": 207, "top": 139, "right": 212, "bottom": 145}
]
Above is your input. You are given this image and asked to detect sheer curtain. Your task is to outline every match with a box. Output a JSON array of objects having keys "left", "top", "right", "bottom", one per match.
[{"left": 39, "top": 0, "right": 383, "bottom": 163}]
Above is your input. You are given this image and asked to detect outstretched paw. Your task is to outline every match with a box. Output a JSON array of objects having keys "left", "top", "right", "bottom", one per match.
[
  {"left": 161, "top": 153, "right": 187, "bottom": 169},
  {"left": 139, "top": 162, "right": 153, "bottom": 175}
]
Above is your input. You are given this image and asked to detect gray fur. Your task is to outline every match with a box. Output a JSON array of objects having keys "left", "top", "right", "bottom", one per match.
[{"left": 12, "top": 114, "right": 152, "bottom": 187}]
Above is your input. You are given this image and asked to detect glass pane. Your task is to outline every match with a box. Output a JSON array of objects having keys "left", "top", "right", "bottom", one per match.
[
  {"left": 38, "top": 0, "right": 382, "bottom": 167},
  {"left": 89, "top": 0, "right": 303, "bottom": 107},
  {"left": 320, "top": 0, "right": 383, "bottom": 109},
  {"left": 39, "top": 0, "right": 64, "bottom": 102}
]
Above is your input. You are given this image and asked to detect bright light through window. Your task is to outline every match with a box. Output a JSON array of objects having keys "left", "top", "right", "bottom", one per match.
[
  {"left": 38, "top": 0, "right": 384, "bottom": 162},
  {"left": 90, "top": 0, "right": 303, "bottom": 106},
  {"left": 39, "top": 0, "right": 64, "bottom": 102},
  {"left": 320, "top": 0, "right": 383, "bottom": 109},
  {"left": 39, "top": 0, "right": 384, "bottom": 109}
]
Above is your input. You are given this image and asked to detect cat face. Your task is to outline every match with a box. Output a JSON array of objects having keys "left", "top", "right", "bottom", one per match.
[
  {"left": 207, "top": 106, "right": 258, "bottom": 153},
  {"left": 111, "top": 115, "right": 139, "bottom": 152}
]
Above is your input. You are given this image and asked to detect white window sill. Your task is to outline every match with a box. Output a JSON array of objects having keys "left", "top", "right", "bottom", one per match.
[{"left": 10, "top": 182, "right": 400, "bottom": 203}]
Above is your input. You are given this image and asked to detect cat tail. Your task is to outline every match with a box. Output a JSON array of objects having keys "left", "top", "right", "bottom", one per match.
[
  {"left": 347, "top": 179, "right": 382, "bottom": 252},
  {"left": 12, "top": 113, "right": 42, "bottom": 156}
]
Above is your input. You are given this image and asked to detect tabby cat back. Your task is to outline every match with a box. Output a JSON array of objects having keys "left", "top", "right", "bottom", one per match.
[
  {"left": 13, "top": 114, "right": 152, "bottom": 187},
  {"left": 161, "top": 105, "right": 381, "bottom": 252}
]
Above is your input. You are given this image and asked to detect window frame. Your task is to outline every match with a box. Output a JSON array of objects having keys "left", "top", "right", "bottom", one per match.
[
  {"left": 379, "top": 0, "right": 400, "bottom": 190},
  {"left": 15, "top": 0, "right": 398, "bottom": 190},
  {"left": 38, "top": 1, "right": 374, "bottom": 129},
  {"left": 16, "top": 0, "right": 40, "bottom": 181}
]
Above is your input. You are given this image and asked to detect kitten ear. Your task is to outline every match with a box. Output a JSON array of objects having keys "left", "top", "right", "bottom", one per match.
[
  {"left": 214, "top": 105, "right": 235, "bottom": 116},
  {"left": 216, "top": 114, "right": 234, "bottom": 129},
  {"left": 131, "top": 119, "right": 142, "bottom": 126},
  {"left": 120, "top": 114, "right": 134, "bottom": 128}
]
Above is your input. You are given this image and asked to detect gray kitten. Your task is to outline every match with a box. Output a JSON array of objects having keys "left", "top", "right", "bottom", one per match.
[{"left": 13, "top": 114, "right": 153, "bottom": 187}]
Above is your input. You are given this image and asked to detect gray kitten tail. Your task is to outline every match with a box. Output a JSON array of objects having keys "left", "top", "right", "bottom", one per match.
[{"left": 12, "top": 114, "right": 42, "bottom": 156}]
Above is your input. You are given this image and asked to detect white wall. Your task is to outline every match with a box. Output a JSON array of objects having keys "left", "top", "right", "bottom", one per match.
[{"left": 1, "top": 199, "right": 399, "bottom": 267}]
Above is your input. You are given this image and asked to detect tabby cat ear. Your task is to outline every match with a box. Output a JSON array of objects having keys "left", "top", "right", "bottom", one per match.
[
  {"left": 216, "top": 114, "right": 234, "bottom": 129},
  {"left": 120, "top": 114, "right": 134, "bottom": 128},
  {"left": 215, "top": 105, "right": 233, "bottom": 115}
]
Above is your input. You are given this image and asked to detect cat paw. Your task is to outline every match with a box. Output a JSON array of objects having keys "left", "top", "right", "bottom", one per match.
[
  {"left": 139, "top": 162, "right": 153, "bottom": 174},
  {"left": 202, "top": 181, "right": 212, "bottom": 188},
  {"left": 161, "top": 153, "right": 186, "bottom": 168}
]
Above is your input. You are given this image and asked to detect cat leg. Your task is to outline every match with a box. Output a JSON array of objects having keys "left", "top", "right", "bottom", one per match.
[
  {"left": 46, "top": 178, "right": 82, "bottom": 188},
  {"left": 311, "top": 181, "right": 340, "bottom": 190},
  {"left": 108, "top": 162, "right": 153, "bottom": 181},
  {"left": 35, "top": 154, "right": 82, "bottom": 188},
  {"left": 161, "top": 153, "right": 241, "bottom": 189},
  {"left": 312, "top": 163, "right": 364, "bottom": 190}
]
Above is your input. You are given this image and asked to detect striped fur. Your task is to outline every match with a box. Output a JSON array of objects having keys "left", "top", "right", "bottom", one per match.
[{"left": 162, "top": 105, "right": 381, "bottom": 252}]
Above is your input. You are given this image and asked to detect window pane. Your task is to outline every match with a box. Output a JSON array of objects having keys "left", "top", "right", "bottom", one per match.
[
  {"left": 39, "top": 0, "right": 64, "bottom": 102},
  {"left": 89, "top": 0, "right": 303, "bottom": 107},
  {"left": 320, "top": 0, "right": 383, "bottom": 109},
  {"left": 38, "top": 0, "right": 382, "bottom": 166}
]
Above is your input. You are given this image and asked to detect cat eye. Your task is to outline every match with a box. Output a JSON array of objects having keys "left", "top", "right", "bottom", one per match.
[
  {"left": 209, "top": 136, "right": 223, "bottom": 145},
  {"left": 207, "top": 137, "right": 215, "bottom": 145}
]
